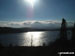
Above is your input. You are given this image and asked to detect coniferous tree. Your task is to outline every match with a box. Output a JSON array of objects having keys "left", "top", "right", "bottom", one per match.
[
  {"left": 60, "top": 18, "right": 67, "bottom": 41},
  {"left": 72, "top": 23, "right": 75, "bottom": 44}
]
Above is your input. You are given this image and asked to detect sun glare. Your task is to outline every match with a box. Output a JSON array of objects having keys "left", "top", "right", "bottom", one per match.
[
  {"left": 26, "top": 32, "right": 44, "bottom": 46},
  {"left": 27, "top": 32, "right": 43, "bottom": 38},
  {"left": 25, "top": 0, "right": 36, "bottom": 8}
]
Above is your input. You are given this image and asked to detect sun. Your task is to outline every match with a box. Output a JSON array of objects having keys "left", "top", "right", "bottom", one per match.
[{"left": 25, "top": 0, "right": 36, "bottom": 8}]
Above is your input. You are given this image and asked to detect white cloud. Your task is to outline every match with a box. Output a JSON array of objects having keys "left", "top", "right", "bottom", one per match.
[{"left": 0, "top": 20, "right": 74, "bottom": 29}]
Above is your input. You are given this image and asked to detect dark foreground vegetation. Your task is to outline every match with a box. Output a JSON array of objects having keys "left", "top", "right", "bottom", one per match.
[{"left": 0, "top": 18, "right": 75, "bottom": 56}]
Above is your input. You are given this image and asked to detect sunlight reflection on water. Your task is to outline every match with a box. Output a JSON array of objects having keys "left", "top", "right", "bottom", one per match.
[
  {"left": 0, "top": 31, "right": 63, "bottom": 46},
  {"left": 22, "top": 32, "right": 44, "bottom": 46}
]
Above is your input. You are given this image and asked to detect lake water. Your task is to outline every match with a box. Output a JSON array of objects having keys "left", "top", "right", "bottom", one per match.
[{"left": 0, "top": 31, "right": 71, "bottom": 46}]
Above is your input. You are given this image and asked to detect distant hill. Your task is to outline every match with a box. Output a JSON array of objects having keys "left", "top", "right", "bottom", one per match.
[
  {"left": 0, "top": 27, "right": 73, "bottom": 34},
  {"left": 0, "top": 27, "right": 29, "bottom": 34}
]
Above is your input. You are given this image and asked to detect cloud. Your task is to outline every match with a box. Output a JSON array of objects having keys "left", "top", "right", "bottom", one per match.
[{"left": 0, "top": 20, "right": 74, "bottom": 29}]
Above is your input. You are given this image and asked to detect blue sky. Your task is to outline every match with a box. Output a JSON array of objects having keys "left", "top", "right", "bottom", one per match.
[{"left": 0, "top": 0, "right": 75, "bottom": 28}]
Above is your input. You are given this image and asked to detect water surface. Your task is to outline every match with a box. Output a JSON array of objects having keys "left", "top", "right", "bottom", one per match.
[{"left": 0, "top": 31, "right": 71, "bottom": 46}]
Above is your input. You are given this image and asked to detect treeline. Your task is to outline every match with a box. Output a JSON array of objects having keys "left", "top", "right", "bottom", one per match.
[
  {"left": 59, "top": 18, "right": 75, "bottom": 46},
  {"left": 0, "top": 27, "right": 54, "bottom": 34},
  {"left": 0, "top": 27, "right": 30, "bottom": 34},
  {"left": 48, "top": 18, "right": 75, "bottom": 49}
]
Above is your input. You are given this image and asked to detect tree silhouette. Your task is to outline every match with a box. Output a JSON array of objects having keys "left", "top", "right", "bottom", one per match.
[
  {"left": 72, "top": 23, "right": 75, "bottom": 45},
  {"left": 60, "top": 18, "right": 67, "bottom": 41}
]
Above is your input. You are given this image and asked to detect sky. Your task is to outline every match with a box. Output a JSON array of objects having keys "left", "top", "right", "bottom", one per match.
[{"left": 0, "top": 0, "right": 75, "bottom": 28}]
